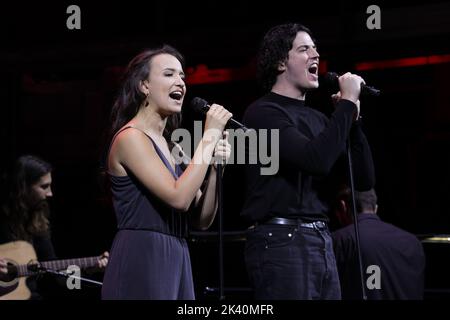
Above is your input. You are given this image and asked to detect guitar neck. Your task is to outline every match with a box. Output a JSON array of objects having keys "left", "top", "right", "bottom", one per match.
[{"left": 17, "top": 256, "right": 99, "bottom": 277}]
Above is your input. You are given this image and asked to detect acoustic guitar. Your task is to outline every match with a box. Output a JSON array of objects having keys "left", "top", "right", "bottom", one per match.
[{"left": 0, "top": 241, "right": 102, "bottom": 300}]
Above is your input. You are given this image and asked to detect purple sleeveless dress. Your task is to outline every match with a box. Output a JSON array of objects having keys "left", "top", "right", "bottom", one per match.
[{"left": 102, "top": 128, "right": 194, "bottom": 300}]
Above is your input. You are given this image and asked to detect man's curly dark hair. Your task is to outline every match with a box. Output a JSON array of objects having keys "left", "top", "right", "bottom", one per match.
[{"left": 257, "top": 23, "right": 315, "bottom": 92}]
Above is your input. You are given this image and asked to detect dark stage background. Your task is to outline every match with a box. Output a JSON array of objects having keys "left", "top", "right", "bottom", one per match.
[{"left": 1, "top": 0, "right": 450, "bottom": 299}]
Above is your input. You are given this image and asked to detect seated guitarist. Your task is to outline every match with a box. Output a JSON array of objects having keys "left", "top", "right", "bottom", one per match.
[{"left": 0, "top": 155, "right": 109, "bottom": 299}]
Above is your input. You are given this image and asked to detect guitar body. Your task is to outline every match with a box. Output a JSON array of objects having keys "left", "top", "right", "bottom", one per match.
[
  {"left": 0, "top": 241, "right": 102, "bottom": 300},
  {"left": 0, "top": 241, "right": 36, "bottom": 300}
]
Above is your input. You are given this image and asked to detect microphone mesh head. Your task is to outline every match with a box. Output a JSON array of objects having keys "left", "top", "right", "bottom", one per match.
[
  {"left": 324, "top": 72, "right": 339, "bottom": 90},
  {"left": 190, "top": 97, "right": 208, "bottom": 113},
  {"left": 325, "top": 72, "right": 339, "bottom": 82}
]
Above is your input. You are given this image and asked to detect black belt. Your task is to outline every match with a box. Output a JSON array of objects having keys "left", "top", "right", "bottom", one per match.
[{"left": 263, "top": 217, "right": 327, "bottom": 230}]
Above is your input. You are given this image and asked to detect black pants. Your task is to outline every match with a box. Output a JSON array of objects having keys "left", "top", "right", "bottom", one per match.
[{"left": 245, "top": 223, "right": 341, "bottom": 300}]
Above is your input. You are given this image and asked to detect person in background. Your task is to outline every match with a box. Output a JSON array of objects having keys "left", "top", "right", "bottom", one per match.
[
  {"left": 332, "top": 187, "right": 426, "bottom": 299},
  {"left": 0, "top": 155, "right": 108, "bottom": 299}
]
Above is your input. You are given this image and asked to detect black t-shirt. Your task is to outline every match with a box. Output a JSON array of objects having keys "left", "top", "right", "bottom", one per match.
[
  {"left": 241, "top": 92, "right": 375, "bottom": 223},
  {"left": 0, "top": 222, "right": 57, "bottom": 260}
]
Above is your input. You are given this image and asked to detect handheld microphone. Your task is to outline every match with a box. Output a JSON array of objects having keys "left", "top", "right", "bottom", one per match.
[
  {"left": 325, "top": 72, "right": 380, "bottom": 96},
  {"left": 190, "top": 97, "right": 248, "bottom": 131}
]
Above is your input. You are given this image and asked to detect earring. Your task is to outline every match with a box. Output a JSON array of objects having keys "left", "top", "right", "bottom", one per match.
[{"left": 144, "top": 93, "right": 149, "bottom": 107}]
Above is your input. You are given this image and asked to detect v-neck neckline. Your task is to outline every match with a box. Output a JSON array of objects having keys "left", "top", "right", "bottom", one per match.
[{"left": 147, "top": 136, "right": 179, "bottom": 179}]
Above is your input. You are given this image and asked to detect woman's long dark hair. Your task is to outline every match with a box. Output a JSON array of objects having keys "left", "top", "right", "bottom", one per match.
[
  {"left": 0, "top": 155, "right": 52, "bottom": 241},
  {"left": 104, "top": 45, "right": 185, "bottom": 165}
]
